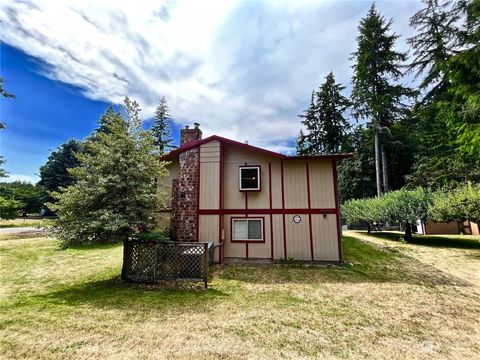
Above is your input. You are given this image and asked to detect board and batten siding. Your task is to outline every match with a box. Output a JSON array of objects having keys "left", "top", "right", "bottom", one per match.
[{"left": 164, "top": 139, "right": 342, "bottom": 263}]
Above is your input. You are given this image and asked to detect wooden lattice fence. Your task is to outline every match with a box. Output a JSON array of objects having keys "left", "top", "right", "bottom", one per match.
[{"left": 122, "top": 241, "right": 212, "bottom": 288}]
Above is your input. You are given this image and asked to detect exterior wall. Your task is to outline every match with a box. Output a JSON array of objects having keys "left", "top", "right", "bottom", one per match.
[
  {"left": 220, "top": 144, "right": 341, "bottom": 262},
  {"left": 471, "top": 222, "right": 479, "bottom": 235},
  {"left": 166, "top": 139, "right": 343, "bottom": 263},
  {"left": 424, "top": 221, "right": 459, "bottom": 235}
]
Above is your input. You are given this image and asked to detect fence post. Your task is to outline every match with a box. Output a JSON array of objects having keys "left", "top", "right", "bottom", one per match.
[
  {"left": 203, "top": 242, "right": 208, "bottom": 289},
  {"left": 121, "top": 237, "right": 129, "bottom": 281}
]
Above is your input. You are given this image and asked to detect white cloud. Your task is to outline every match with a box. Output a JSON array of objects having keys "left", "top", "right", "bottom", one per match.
[{"left": 0, "top": 0, "right": 422, "bottom": 153}]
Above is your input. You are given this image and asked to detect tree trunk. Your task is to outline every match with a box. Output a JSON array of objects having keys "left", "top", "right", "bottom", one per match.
[
  {"left": 367, "top": 222, "right": 371, "bottom": 233},
  {"left": 374, "top": 129, "right": 382, "bottom": 197},
  {"left": 404, "top": 223, "right": 413, "bottom": 242},
  {"left": 381, "top": 143, "right": 389, "bottom": 193}
]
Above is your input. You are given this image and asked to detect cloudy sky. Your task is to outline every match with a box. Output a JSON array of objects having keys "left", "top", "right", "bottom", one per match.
[{"left": 0, "top": 0, "right": 422, "bottom": 183}]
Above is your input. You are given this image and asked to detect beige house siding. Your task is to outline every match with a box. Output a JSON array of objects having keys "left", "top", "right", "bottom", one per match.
[
  {"left": 163, "top": 138, "right": 344, "bottom": 263},
  {"left": 199, "top": 141, "right": 220, "bottom": 209},
  {"left": 311, "top": 214, "right": 339, "bottom": 261},
  {"left": 284, "top": 161, "right": 308, "bottom": 209},
  {"left": 309, "top": 160, "right": 336, "bottom": 209}
]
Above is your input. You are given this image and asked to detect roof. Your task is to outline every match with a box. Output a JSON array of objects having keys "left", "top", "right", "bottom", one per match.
[{"left": 161, "top": 135, "right": 353, "bottom": 161}]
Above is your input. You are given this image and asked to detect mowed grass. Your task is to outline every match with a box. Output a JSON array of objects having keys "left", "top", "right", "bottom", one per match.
[
  {"left": 1, "top": 234, "right": 479, "bottom": 359},
  {"left": 0, "top": 218, "right": 46, "bottom": 228}
]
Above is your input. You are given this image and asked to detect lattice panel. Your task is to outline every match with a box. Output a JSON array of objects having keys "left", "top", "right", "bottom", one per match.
[{"left": 124, "top": 241, "right": 209, "bottom": 286}]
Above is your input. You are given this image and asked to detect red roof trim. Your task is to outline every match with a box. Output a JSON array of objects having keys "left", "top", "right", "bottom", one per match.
[{"left": 160, "top": 134, "right": 353, "bottom": 161}]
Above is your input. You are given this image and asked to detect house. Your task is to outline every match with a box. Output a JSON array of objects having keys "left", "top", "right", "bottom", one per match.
[
  {"left": 416, "top": 220, "right": 479, "bottom": 235},
  {"left": 160, "top": 124, "right": 352, "bottom": 264}
]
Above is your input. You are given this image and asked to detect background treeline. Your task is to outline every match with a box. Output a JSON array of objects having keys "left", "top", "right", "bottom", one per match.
[
  {"left": 342, "top": 183, "right": 480, "bottom": 240},
  {"left": 297, "top": 0, "right": 480, "bottom": 202},
  {"left": 0, "top": 96, "right": 175, "bottom": 220}
]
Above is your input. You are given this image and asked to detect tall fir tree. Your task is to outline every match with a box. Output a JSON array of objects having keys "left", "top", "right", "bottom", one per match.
[
  {"left": 407, "top": 0, "right": 460, "bottom": 99},
  {"left": 151, "top": 96, "right": 175, "bottom": 154},
  {"left": 351, "top": 4, "right": 414, "bottom": 196},
  {"left": 297, "top": 73, "right": 350, "bottom": 155}
]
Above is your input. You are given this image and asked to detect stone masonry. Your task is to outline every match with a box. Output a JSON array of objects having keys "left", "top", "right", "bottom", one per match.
[{"left": 171, "top": 124, "right": 202, "bottom": 242}]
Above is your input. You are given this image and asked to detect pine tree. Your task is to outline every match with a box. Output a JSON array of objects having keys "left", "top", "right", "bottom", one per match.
[
  {"left": 296, "top": 129, "right": 309, "bottom": 155},
  {"left": 351, "top": 4, "right": 414, "bottom": 196},
  {"left": 50, "top": 104, "right": 168, "bottom": 247},
  {"left": 151, "top": 97, "right": 175, "bottom": 154},
  {"left": 314, "top": 72, "right": 351, "bottom": 153},
  {"left": 407, "top": 0, "right": 461, "bottom": 99},
  {"left": 38, "top": 139, "right": 83, "bottom": 204}
]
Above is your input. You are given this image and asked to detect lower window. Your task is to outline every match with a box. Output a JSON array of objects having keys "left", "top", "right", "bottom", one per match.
[{"left": 232, "top": 218, "right": 264, "bottom": 242}]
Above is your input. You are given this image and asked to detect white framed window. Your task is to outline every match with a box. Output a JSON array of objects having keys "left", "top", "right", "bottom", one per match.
[
  {"left": 239, "top": 166, "right": 261, "bottom": 191},
  {"left": 231, "top": 218, "right": 264, "bottom": 242}
]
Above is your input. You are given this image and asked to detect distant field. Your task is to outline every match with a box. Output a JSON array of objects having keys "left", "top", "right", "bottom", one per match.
[
  {"left": 0, "top": 218, "right": 46, "bottom": 228},
  {"left": 0, "top": 232, "right": 479, "bottom": 359}
]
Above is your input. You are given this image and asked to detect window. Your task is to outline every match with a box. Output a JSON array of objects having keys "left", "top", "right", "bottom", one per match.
[
  {"left": 239, "top": 166, "right": 260, "bottom": 191},
  {"left": 232, "top": 218, "right": 264, "bottom": 242}
]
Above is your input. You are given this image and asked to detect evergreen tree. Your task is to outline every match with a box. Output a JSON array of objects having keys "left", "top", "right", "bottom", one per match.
[
  {"left": 297, "top": 73, "right": 350, "bottom": 155},
  {"left": 407, "top": 0, "right": 460, "bottom": 99},
  {"left": 151, "top": 96, "right": 175, "bottom": 154},
  {"left": 38, "top": 139, "right": 83, "bottom": 204},
  {"left": 49, "top": 104, "right": 168, "bottom": 247},
  {"left": 296, "top": 129, "right": 309, "bottom": 155},
  {"left": 351, "top": 4, "right": 414, "bottom": 196},
  {"left": 442, "top": 0, "right": 480, "bottom": 157}
]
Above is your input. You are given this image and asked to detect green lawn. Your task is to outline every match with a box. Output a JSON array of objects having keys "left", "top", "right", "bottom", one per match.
[
  {"left": 0, "top": 218, "right": 46, "bottom": 228},
  {"left": 1, "top": 234, "right": 479, "bottom": 359}
]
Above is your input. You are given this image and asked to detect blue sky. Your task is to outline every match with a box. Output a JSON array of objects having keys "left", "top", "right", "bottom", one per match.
[{"left": 0, "top": 0, "right": 422, "bottom": 184}]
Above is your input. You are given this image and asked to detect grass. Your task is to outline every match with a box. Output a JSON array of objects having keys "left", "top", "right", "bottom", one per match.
[
  {"left": 1, "top": 233, "right": 479, "bottom": 359},
  {"left": 0, "top": 218, "right": 46, "bottom": 228}
]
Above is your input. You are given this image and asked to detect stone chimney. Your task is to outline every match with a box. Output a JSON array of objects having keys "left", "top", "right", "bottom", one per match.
[
  {"left": 180, "top": 123, "right": 202, "bottom": 146},
  {"left": 171, "top": 123, "right": 202, "bottom": 242}
]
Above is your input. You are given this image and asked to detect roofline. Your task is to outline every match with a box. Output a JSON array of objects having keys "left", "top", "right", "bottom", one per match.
[{"left": 160, "top": 135, "right": 353, "bottom": 161}]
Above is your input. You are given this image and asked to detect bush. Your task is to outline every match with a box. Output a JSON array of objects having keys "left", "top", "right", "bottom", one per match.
[
  {"left": 0, "top": 196, "right": 24, "bottom": 219},
  {"left": 135, "top": 230, "right": 171, "bottom": 243}
]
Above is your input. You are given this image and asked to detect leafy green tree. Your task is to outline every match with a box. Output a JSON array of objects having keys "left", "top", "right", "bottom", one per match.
[
  {"left": 295, "top": 129, "right": 309, "bottom": 155},
  {"left": 351, "top": 4, "right": 414, "bottom": 196},
  {"left": 151, "top": 96, "right": 175, "bottom": 154},
  {"left": 0, "top": 182, "right": 44, "bottom": 214},
  {"left": 38, "top": 139, "right": 83, "bottom": 204},
  {"left": 343, "top": 188, "right": 430, "bottom": 241},
  {"left": 49, "top": 99, "right": 168, "bottom": 248},
  {"left": 430, "top": 182, "right": 480, "bottom": 224},
  {"left": 0, "top": 196, "right": 23, "bottom": 219}
]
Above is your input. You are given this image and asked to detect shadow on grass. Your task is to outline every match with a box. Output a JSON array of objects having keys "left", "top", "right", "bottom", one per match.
[
  {"left": 214, "top": 236, "right": 472, "bottom": 287},
  {"left": 25, "top": 275, "right": 228, "bottom": 312},
  {"left": 366, "top": 231, "right": 480, "bottom": 249}
]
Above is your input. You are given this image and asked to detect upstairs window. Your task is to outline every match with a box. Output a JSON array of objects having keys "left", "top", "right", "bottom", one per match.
[
  {"left": 239, "top": 166, "right": 260, "bottom": 191},
  {"left": 232, "top": 218, "right": 264, "bottom": 242}
]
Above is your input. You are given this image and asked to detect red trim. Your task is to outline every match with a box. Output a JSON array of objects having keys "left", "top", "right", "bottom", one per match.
[
  {"left": 238, "top": 165, "right": 262, "bottom": 192},
  {"left": 161, "top": 134, "right": 354, "bottom": 162},
  {"left": 198, "top": 208, "right": 337, "bottom": 215},
  {"left": 306, "top": 162, "right": 314, "bottom": 261},
  {"left": 230, "top": 217, "right": 266, "bottom": 243},
  {"left": 269, "top": 162, "right": 274, "bottom": 260},
  {"left": 332, "top": 159, "right": 343, "bottom": 263},
  {"left": 196, "top": 148, "right": 200, "bottom": 242},
  {"left": 281, "top": 159, "right": 287, "bottom": 259},
  {"left": 285, "top": 154, "right": 353, "bottom": 161}
]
